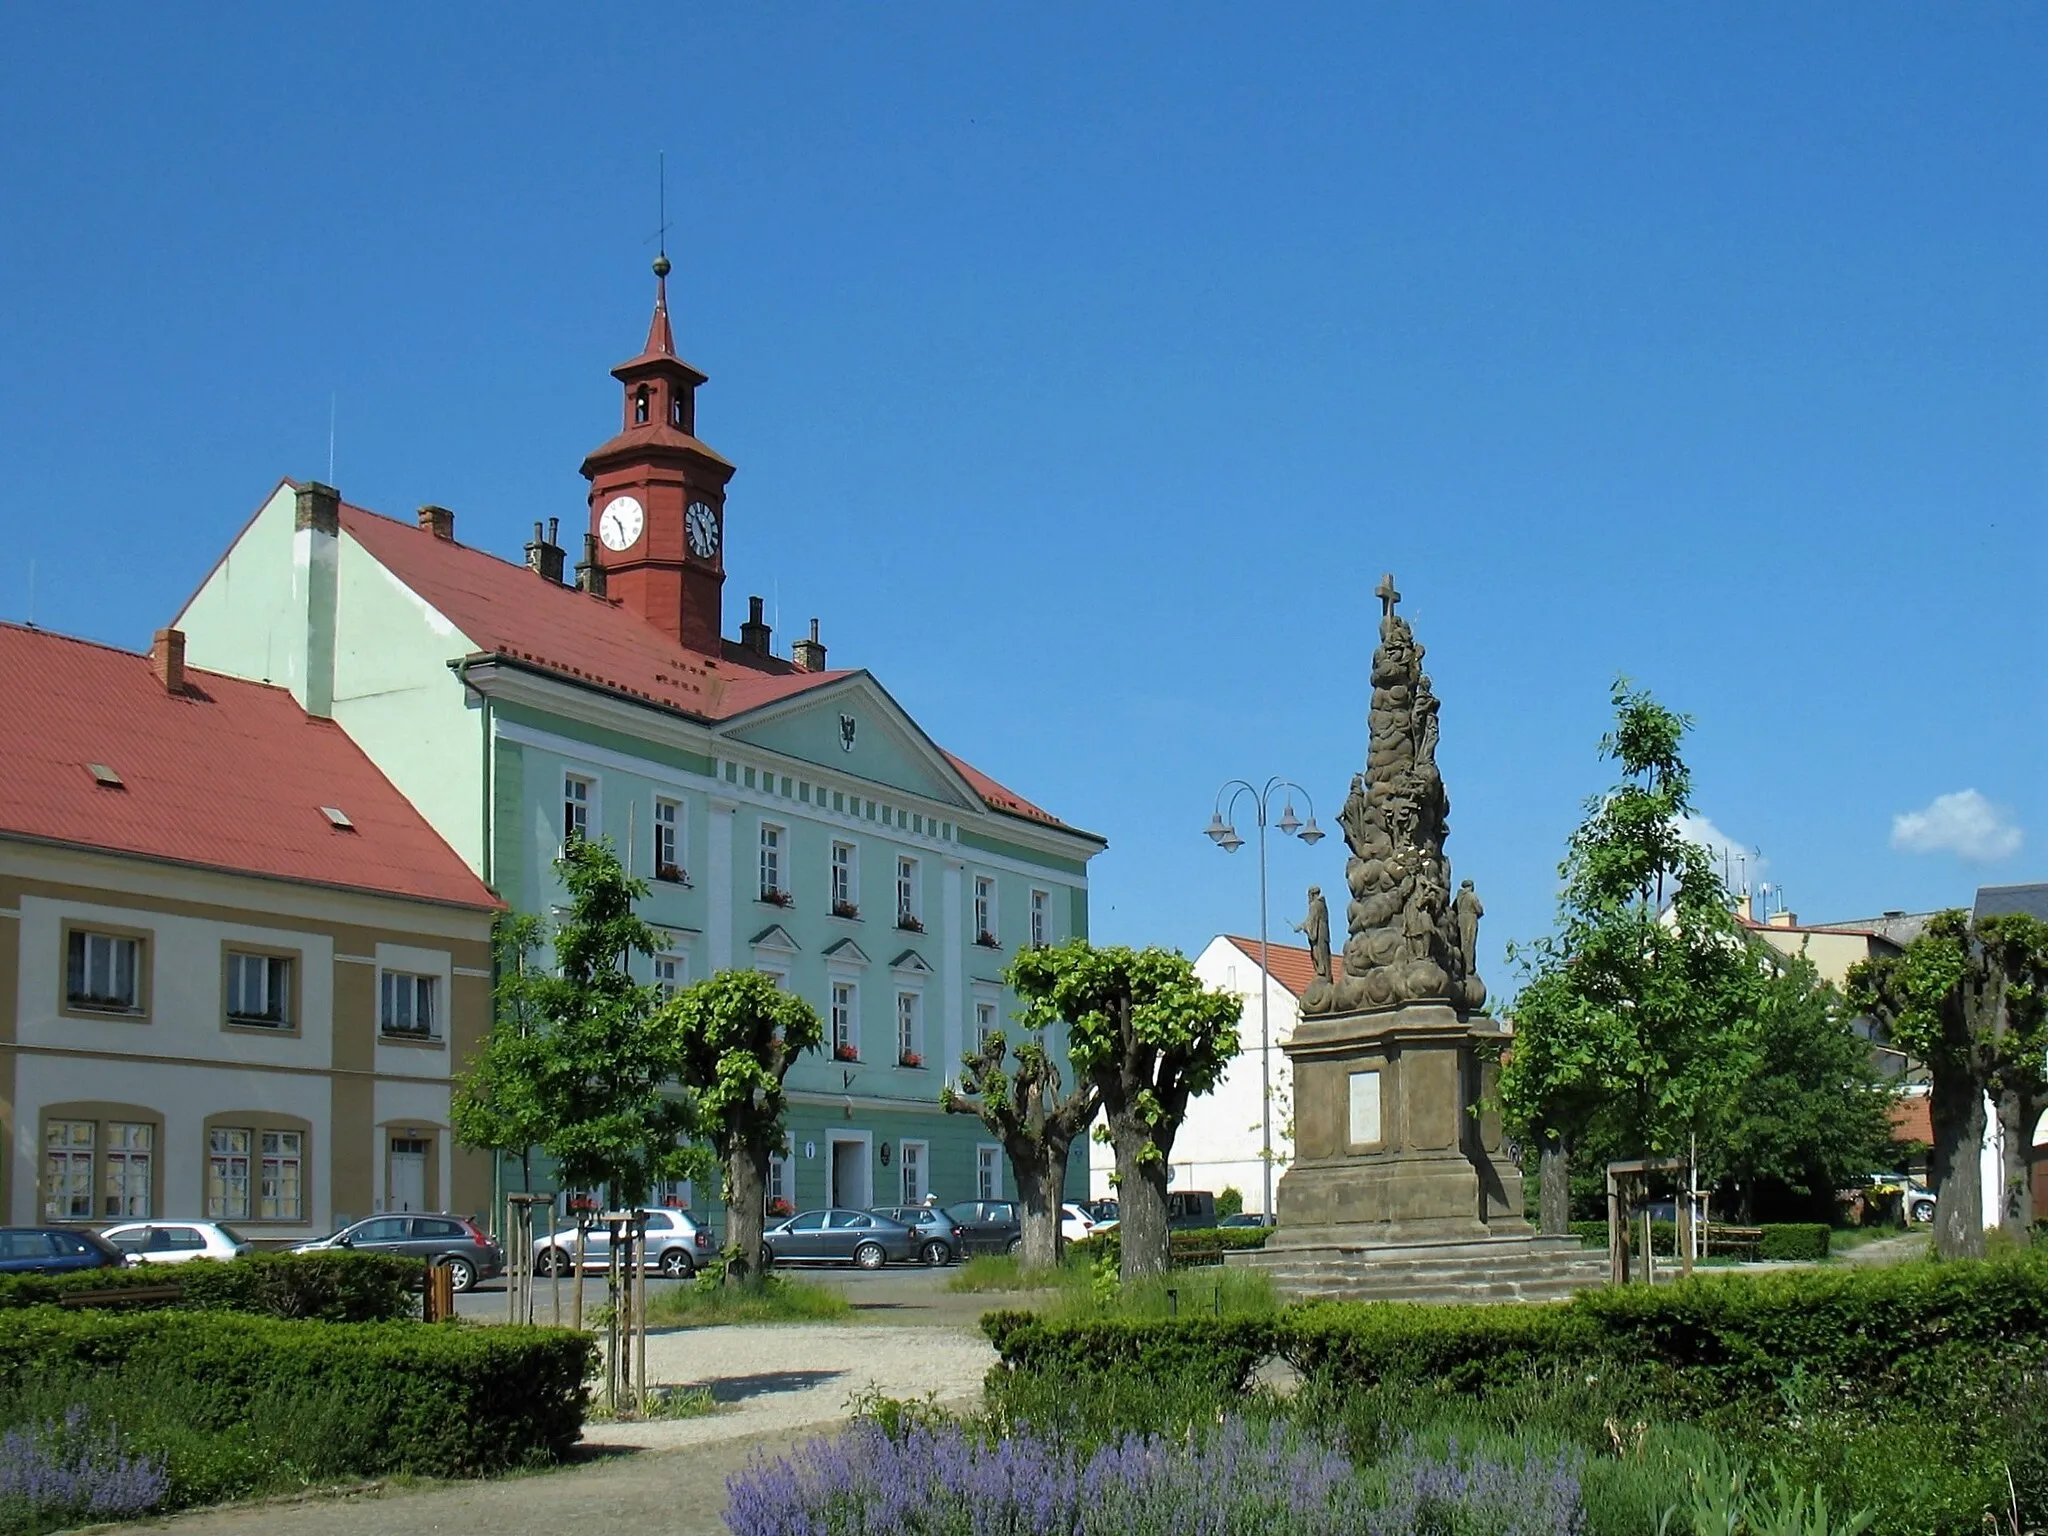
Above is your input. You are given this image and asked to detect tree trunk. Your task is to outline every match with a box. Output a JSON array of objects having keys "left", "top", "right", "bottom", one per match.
[
  {"left": 1013, "top": 1140, "right": 1066, "bottom": 1273},
  {"left": 724, "top": 1143, "right": 769, "bottom": 1285},
  {"left": 1112, "top": 1116, "right": 1171, "bottom": 1282},
  {"left": 1995, "top": 1088, "right": 2038, "bottom": 1235},
  {"left": 1537, "top": 1130, "right": 1570, "bottom": 1236},
  {"left": 1929, "top": 1058, "right": 1986, "bottom": 1259}
]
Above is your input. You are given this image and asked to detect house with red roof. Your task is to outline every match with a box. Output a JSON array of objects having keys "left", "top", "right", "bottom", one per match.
[
  {"left": 0, "top": 622, "right": 500, "bottom": 1245},
  {"left": 174, "top": 261, "right": 1105, "bottom": 1223}
]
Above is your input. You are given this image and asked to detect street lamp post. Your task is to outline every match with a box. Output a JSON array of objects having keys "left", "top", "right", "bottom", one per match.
[{"left": 1206, "top": 779, "right": 1323, "bottom": 1223}]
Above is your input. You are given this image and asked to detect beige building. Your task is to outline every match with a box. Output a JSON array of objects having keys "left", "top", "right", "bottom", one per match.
[{"left": 0, "top": 623, "right": 500, "bottom": 1238}]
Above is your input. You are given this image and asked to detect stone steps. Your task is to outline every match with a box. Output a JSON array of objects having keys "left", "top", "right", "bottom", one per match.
[{"left": 1229, "top": 1237, "right": 1609, "bottom": 1306}]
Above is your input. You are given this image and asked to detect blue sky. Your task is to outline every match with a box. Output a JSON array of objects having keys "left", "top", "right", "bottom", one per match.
[{"left": 1, "top": 8, "right": 2041, "bottom": 987}]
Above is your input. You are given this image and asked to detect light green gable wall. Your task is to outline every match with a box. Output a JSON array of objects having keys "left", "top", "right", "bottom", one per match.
[
  {"left": 179, "top": 486, "right": 308, "bottom": 698},
  {"left": 725, "top": 698, "right": 973, "bottom": 811}
]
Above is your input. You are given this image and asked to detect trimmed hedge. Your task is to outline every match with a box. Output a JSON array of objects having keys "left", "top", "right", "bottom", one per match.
[
  {"left": 1568, "top": 1221, "right": 1832, "bottom": 1262},
  {"left": 0, "top": 1252, "right": 422, "bottom": 1321},
  {"left": 1068, "top": 1226, "right": 1274, "bottom": 1268},
  {"left": 0, "top": 1307, "right": 592, "bottom": 1475},
  {"left": 986, "top": 1254, "right": 2048, "bottom": 1404}
]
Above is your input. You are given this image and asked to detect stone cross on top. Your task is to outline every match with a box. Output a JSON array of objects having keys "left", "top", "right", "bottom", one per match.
[{"left": 1376, "top": 572, "right": 1401, "bottom": 619}]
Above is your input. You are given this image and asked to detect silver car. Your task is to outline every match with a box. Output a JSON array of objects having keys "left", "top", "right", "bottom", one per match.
[
  {"left": 871, "top": 1205, "right": 966, "bottom": 1266},
  {"left": 761, "top": 1208, "right": 920, "bottom": 1270},
  {"left": 102, "top": 1220, "right": 251, "bottom": 1265},
  {"left": 533, "top": 1208, "right": 715, "bottom": 1279}
]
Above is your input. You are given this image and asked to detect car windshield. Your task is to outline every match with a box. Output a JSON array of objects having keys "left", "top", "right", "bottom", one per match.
[
  {"left": 216, "top": 1225, "right": 252, "bottom": 1246},
  {"left": 944, "top": 1204, "right": 980, "bottom": 1224}
]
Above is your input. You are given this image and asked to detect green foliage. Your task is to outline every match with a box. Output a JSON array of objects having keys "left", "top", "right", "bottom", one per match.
[
  {"left": 1499, "top": 680, "right": 1761, "bottom": 1168},
  {"left": 945, "top": 1254, "right": 1092, "bottom": 1294},
  {"left": 1035, "top": 1266, "right": 1279, "bottom": 1323},
  {"left": 642, "top": 1272, "right": 850, "bottom": 1327},
  {"left": 0, "top": 1309, "right": 593, "bottom": 1489},
  {"left": 471, "top": 839, "right": 702, "bottom": 1205},
  {"left": 451, "top": 912, "right": 558, "bottom": 1188},
  {"left": 1216, "top": 1185, "right": 1245, "bottom": 1217},
  {"left": 1755, "top": 1225, "right": 1831, "bottom": 1262},
  {"left": 661, "top": 967, "right": 822, "bottom": 1197},
  {"left": 0, "top": 1251, "right": 421, "bottom": 1321},
  {"left": 1566, "top": 1222, "right": 1830, "bottom": 1262},
  {"left": 1066, "top": 1225, "right": 1274, "bottom": 1270}
]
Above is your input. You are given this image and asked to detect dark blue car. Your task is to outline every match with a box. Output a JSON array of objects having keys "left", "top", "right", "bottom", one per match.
[{"left": 0, "top": 1227, "right": 127, "bottom": 1275}]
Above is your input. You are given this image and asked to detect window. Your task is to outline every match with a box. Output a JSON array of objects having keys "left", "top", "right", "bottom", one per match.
[
  {"left": 634, "top": 385, "right": 650, "bottom": 424},
  {"left": 975, "top": 1001, "right": 997, "bottom": 1051},
  {"left": 759, "top": 823, "right": 786, "bottom": 901},
  {"left": 260, "top": 1131, "right": 303, "bottom": 1220},
  {"left": 225, "top": 952, "right": 291, "bottom": 1027},
  {"left": 1030, "top": 889, "right": 1050, "bottom": 948},
  {"left": 45, "top": 1121, "right": 94, "bottom": 1219},
  {"left": 654, "top": 798, "right": 685, "bottom": 882},
  {"left": 900, "top": 1140, "right": 927, "bottom": 1205},
  {"left": 67, "top": 929, "right": 140, "bottom": 1013},
  {"left": 767, "top": 1152, "right": 792, "bottom": 1216},
  {"left": 654, "top": 951, "right": 685, "bottom": 999},
  {"left": 832, "top": 982, "right": 858, "bottom": 1060},
  {"left": 563, "top": 774, "right": 591, "bottom": 846},
  {"left": 208, "top": 1128, "right": 252, "bottom": 1219},
  {"left": 974, "top": 877, "right": 998, "bottom": 947},
  {"left": 895, "top": 856, "right": 923, "bottom": 931},
  {"left": 830, "top": 841, "right": 858, "bottom": 916},
  {"left": 103, "top": 1123, "right": 152, "bottom": 1219},
  {"left": 896, "top": 992, "right": 922, "bottom": 1066},
  {"left": 380, "top": 972, "right": 438, "bottom": 1039},
  {"left": 977, "top": 1145, "right": 1002, "bottom": 1201}
]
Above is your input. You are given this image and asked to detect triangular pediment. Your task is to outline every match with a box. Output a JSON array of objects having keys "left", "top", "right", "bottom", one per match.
[
  {"left": 749, "top": 924, "right": 800, "bottom": 954},
  {"left": 821, "top": 938, "right": 871, "bottom": 966},
  {"left": 890, "top": 949, "right": 934, "bottom": 976},
  {"left": 719, "top": 673, "right": 980, "bottom": 812}
]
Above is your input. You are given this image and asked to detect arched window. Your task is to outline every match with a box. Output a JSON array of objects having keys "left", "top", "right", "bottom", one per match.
[
  {"left": 634, "top": 386, "right": 649, "bottom": 425},
  {"left": 671, "top": 392, "right": 684, "bottom": 427}
]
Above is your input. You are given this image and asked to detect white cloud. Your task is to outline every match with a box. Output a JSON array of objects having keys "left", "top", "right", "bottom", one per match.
[
  {"left": 1676, "top": 813, "right": 1767, "bottom": 891},
  {"left": 1890, "top": 790, "right": 2023, "bottom": 862}
]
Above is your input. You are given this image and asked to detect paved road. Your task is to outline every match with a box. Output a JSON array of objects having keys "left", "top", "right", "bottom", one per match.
[{"left": 458, "top": 1259, "right": 1004, "bottom": 1327}]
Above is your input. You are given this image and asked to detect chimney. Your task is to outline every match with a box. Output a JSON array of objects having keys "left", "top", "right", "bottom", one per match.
[
  {"left": 792, "top": 617, "right": 827, "bottom": 673},
  {"left": 575, "top": 532, "right": 609, "bottom": 597},
  {"left": 151, "top": 627, "right": 187, "bottom": 694},
  {"left": 525, "top": 519, "right": 566, "bottom": 584},
  {"left": 292, "top": 482, "right": 340, "bottom": 717},
  {"left": 417, "top": 504, "right": 455, "bottom": 541},
  {"left": 1735, "top": 891, "right": 1753, "bottom": 923},
  {"left": 1767, "top": 909, "right": 1799, "bottom": 929},
  {"left": 740, "top": 594, "right": 772, "bottom": 656}
]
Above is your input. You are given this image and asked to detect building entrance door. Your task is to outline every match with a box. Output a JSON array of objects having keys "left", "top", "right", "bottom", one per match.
[
  {"left": 388, "top": 1138, "right": 428, "bottom": 1212},
  {"left": 829, "top": 1136, "right": 867, "bottom": 1209}
]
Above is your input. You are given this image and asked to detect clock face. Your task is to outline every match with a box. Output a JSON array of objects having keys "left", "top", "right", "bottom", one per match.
[
  {"left": 686, "top": 500, "right": 721, "bottom": 559},
  {"left": 598, "top": 494, "right": 644, "bottom": 552}
]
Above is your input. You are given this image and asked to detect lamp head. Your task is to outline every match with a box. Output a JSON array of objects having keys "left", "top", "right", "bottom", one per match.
[
  {"left": 1219, "top": 827, "right": 1245, "bottom": 853},
  {"left": 1276, "top": 802, "right": 1302, "bottom": 837},
  {"left": 1298, "top": 816, "right": 1325, "bottom": 846},
  {"left": 1204, "top": 811, "right": 1232, "bottom": 846}
]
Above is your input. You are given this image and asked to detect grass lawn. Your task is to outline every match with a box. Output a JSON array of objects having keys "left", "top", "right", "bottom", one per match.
[
  {"left": 643, "top": 1274, "right": 852, "bottom": 1327},
  {"left": 944, "top": 1255, "right": 1092, "bottom": 1294}
]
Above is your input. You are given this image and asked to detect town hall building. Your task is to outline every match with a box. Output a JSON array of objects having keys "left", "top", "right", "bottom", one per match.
[{"left": 174, "top": 258, "right": 1104, "bottom": 1227}]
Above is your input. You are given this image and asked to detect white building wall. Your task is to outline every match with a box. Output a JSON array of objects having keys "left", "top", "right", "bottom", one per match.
[{"left": 1089, "top": 935, "right": 1298, "bottom": 1215}]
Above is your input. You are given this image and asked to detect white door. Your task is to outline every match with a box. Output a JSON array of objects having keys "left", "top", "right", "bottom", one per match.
[{"left": 388, "top": 1139, "right": 428, "bottom": 1212}]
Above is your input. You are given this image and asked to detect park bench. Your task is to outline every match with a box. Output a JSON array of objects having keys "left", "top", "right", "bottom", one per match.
[
  {"left": 58, "top": 1284, "right": 183, "bottom": 1308},
  {"left": 1702, "top": 1226, "right": 1764, "bottom": 1260},
  {"left": 1171, "top": 1240, "right": 1226, "bottom": 1268}
]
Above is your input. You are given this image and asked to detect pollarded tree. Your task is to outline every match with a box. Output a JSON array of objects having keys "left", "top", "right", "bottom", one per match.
[
  {"left": 1848, "top": 909, "right": 2048, "bottom": 1255},
  {"left": 1498, "top": 680, "right": 1761, "bottom": 1231},
  {"left": 523, "top": 839, "right": 704, "bottom": 1206},
  {"left": 662, "top": 969, "right": 824, "bottom": 1284},
  {"left": 1016, "top": 940, "right": 1241, "bottom": 1282},
  {"left": 941, "top": 1021, "right": 1100, "bottom": 1273}
]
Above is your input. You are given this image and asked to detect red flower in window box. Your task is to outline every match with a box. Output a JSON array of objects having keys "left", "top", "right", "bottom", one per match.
[
  {"left": 896, "top": 912, "right": 925, "bottom": 933},
  {"left": 656, "top": 862, "right": 689, "bottom": 885},
  {"left": 834, "top": 1043, "right": 860, "bottom": 1063},
  {"left": 761, "top": 888, "right": 793, "bottom": 908},
  {"left": 766, "top": 1197, "right": 794, "bottom": 1218},
  {"left": 898, "top": 1051, "right": 923, "bottom": 1069},
  {"left": 832, "top": 900, "right": 860, "bottom": 920},
  {"left": 976, "top": 930, "right": 1001, "bottom": 949}
]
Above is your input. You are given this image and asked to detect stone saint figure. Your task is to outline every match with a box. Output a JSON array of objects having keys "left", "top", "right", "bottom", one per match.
[
  {"left": 1295, "top": 886, "right": 1332, "bottom": 984},
  {"left": 1454, "top": 881, "right": 1484, "bottom": 971}
]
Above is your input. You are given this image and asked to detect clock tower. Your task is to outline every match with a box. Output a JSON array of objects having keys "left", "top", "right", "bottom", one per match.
[{"left": 581, "top": 255, "right": 735, "bottom": 655}]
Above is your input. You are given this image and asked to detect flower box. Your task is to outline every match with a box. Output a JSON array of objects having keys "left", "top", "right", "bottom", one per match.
[
  {"left": 760, "top": 888, "right": 793, "bottom": 908},
  {"left": 832, "top": 900, "right": 861, "bottom": 920},
  {"left": 898, "top": 1052, "right": 924, "bottom": 1069},
  {"left": 656, "top": 862, "right": 689, "bottom": 885},
  {"left": 766, "top": 1197, "right": 794, "bottom": 1218},
  {"left": 975, "top": 931, "right": 1002, "bottom": 949},
  {"left": 896, "top": 912, "right": 925, "bottom": 933},
  {"left": 834, "top": 1043, "right": 860, "bottom": 1063}
]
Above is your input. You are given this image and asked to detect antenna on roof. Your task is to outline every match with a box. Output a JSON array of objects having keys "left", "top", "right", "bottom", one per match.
[
  {"left": 650, "top": 151, "right": 672, "bottom": 262},
  {"left": 328, "top": 393, "right": 337, "bottom": 485},
  {"left": 25, "top": 558, "right": 33, "bottom": 628}
]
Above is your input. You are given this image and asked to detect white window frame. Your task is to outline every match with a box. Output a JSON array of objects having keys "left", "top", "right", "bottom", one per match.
[
  {"left": 767, "top": 1151, "right": 793, "bottom": 1213},
  {"left": 899, "top": 1139, "right": 928, "bottom": 1205},
  {"left": 68, "top": 929, "right": 141, "bottom": 1013},
  {"left": 895, "top": 855, "right": 922, "bottom": 930},
  {"left": 563, "top": 773, "right": 593, "bottom": 848},
  {"left": 973, "top": 875, "right": 998, "bottom": 947},
  {"left": 1030, "top": 888, "right": 1050, "bottom": 948},
  {"left": 226, "top": 951, "right": 291, "bottom": 1027},
  {"left": 208, "top": 1127, "right": 252, "bottom": 1220},
  {"left": 831, "top": 980, "right": 860, "bottom": 1060},
  {"left": 379, "top": 970, "right": 439, "bottom": 1040},
  {"left": 653, "top": 950, "right": 686, "bottom": 1000},
  {"left": 653, "top": 797, "right": 686, "bottom": 883},
  {"left": 896, "top": 990, "right": 923, "bottom": 1066},
  {"left": 977, "top": 1144, "right": 1003, "bottom": 1201},
  {"left": 759, "top": 821, "right": 786, "bottom": 900},
  {"left": 45, "top": 1120, "right": 95, "bottom": 1220},
  {"left": 974, "top": 999, "right": 998, "bottom": 1052},
  {"left": 259, "top": 1130, "right": 303, "bottom": 1221},
  {"left": 830, "top": 840, "right": 858, "bottom": 915},
  {"left": 103, "top": 1121, "right": 152, "bottom": 1220}
]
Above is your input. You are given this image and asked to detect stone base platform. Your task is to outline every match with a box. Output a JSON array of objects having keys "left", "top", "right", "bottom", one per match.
[{"left": 1227, "top": 1233, "right": 1607, "bottom": 1306}]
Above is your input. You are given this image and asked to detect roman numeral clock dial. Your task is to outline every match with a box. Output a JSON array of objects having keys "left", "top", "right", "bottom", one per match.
[
  {"left": 686, "top": 500, "right": 720, "bottom": 560},
  {"left": 598, "top": 494, "right": 644, "bottom": 552}
]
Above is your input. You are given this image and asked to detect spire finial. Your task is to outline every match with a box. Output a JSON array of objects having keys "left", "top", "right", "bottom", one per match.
[{"left": 643, "top": 151, "right": 676, "bottom": 354}]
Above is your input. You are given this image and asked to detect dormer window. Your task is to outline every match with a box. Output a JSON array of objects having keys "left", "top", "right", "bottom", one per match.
[{"left": 634, "top": 386, "right": 650, "bottom": 425}]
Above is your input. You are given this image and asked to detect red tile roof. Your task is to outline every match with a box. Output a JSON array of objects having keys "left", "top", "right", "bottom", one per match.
[
  {"left": 0, "top": 624, "right": 500, "bottom": 910},
  {"left": 1888, "top": 1095, "right": 1932, "bottom": 1147},
  {"left": 329, "top": 496, "right": 1088, "bottom": 837},
  {"left": 1221, "top": 935, "right": 1344, "bottom": 999}
]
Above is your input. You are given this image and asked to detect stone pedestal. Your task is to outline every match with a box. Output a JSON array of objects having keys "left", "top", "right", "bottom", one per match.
[{"left": 1275, "top": 1002, "right": 1527, "bottom": 1243}]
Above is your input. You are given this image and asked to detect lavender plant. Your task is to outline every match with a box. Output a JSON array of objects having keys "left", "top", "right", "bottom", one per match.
[
  {"left": 0, "top": 1406, "right": 169, "bottom": 1533},
  {"left": 725, "top": 1417, "right": 1586, "bottom": 1536}
]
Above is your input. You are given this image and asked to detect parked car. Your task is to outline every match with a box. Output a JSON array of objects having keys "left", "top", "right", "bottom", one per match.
[
  {"left": 292, "top": 1213, "right": 503, "bottom": 1292},
  {"left": 101, "top": 1220, "right": 251, "bottom": 1265},
  {"left": 761, "top": 1208, "right": 921, "bottom": 1270},
  {"left": 1086, "top": 1198, "right": 1119, "bottom": 1224},
  {"left": 946, "top": 1200, "right": 1023, "bottom": 1256},
  {"left": 532, "top": 1208, "right": 715, "bottom": 1279},
  {"left": 1061, "top": 1204, "right": 1097, "bottom": 1244},
  {"left": 1166, "top": 1190, "right": 1217, "bottom": 1230},
  {"left": 1217, "top": 1212, "right": 1274, "bottom": 1229},
  {"left": 1861, "top": 1173, "right": 1938, "bottom": 1225},
  {"left": 0, "top": 1226, "right": 126, "bottom": 1275},
  {"left": 871, "top": 1205, "right": 966, "bottom": 1266}
]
